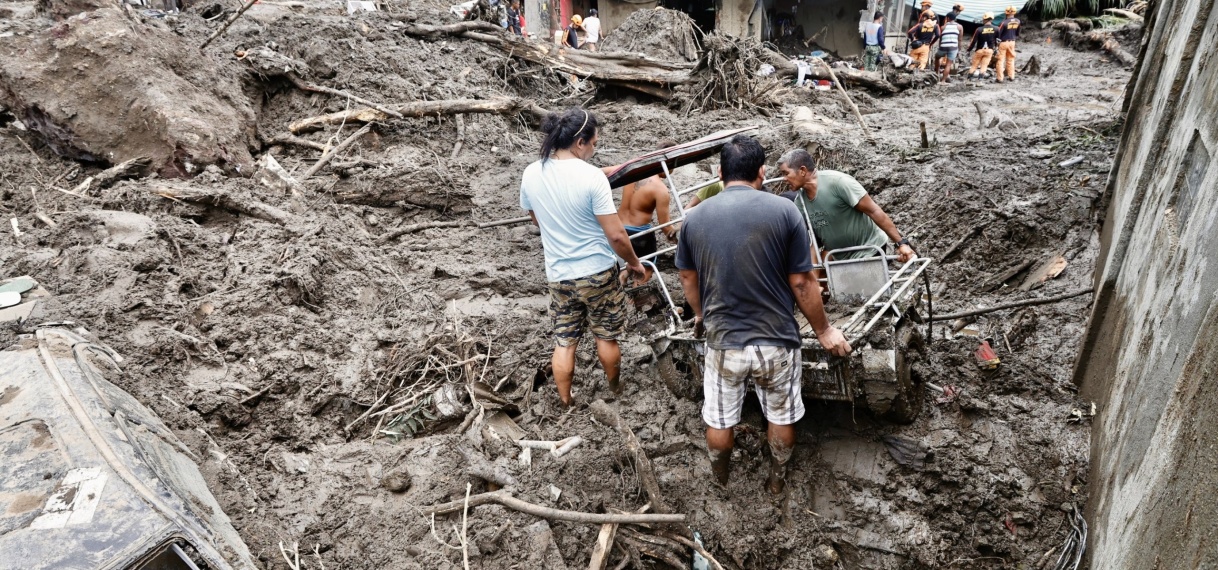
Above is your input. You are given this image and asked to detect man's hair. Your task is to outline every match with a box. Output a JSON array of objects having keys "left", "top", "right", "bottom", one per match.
[
  {"left": 873, "top": 10, "right": 884, "bottom": 19},
  {"left": 945, "top": 12, "right": 956, "bottom": 20},
  {"left": 719, "top": 135, "right": 766, "bottom": 183},
  {"left": 778, "top": 149, "right": 818, "bottom": 172},
  {"left": 588, "top": 8, "right": 597, "bottom": 16},
  {"left": 540, "top": 107, "right": 598, "bottom": 160}
]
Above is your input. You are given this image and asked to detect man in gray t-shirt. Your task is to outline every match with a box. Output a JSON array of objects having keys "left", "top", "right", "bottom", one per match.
[{"left": 676, "top": 135, "right": 852, "bottom": 494}]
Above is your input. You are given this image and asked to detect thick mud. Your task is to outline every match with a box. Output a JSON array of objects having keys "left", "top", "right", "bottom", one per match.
[{"left": 0, "top": 2, "right": 1134, "bottom": 568}]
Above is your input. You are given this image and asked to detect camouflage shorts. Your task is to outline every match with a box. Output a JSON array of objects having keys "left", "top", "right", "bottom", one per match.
[{"left": 548, "top": 265, "right": 627, "bottom": 347}]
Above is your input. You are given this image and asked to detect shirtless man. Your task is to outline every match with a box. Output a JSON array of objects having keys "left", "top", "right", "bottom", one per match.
[{"left": 603, "top": 140, "right": 680, "bottom": 279}]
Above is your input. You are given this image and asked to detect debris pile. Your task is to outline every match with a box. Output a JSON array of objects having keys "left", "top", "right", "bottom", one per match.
[{"left": 600, "top": 8, "right": 702, "bottom": 62}]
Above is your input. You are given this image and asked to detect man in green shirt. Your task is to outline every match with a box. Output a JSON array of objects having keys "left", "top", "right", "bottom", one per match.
[{"left": 777, "top": 149, "right": 915, "bottom": 263}]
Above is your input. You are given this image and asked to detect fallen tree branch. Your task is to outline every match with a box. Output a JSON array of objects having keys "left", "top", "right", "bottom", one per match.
[
  {"left": 422, "top": 490, "right": 687, "bottom": 524},
  {"left": 155, "top": 186, "right": 295, "bottom": 225},
  {"left": 287, "top": 76, "right": 404, "bottom": 119},
  {"left": 930, "top": 288, "right": 1094, "bottom": 321},
  {"left": 402, "top": 20, "right": 505, "bottom": 38},
  {"left": 376, "top": 220, "right": 473, "bottom": 244},
  {"left": 590, "top": 400, "right": 669, "bottom": 514},
  {"left": 661, "top": 531, "right": 727, "bottom": 570},
  {"left": 813, "top": 57, "right": 873, "bottom": 143},
  {"left": 302, "top": 123, "right": 372, "bottom": 180},
  {"left": 939, "top": 221, "right": 986, "bottom": 260},
  {"left": 289, "top": 97, "right": 549, "bottom": 134},
  {"left": 200, "top": 0, "right": 259, "bottom": 49}
]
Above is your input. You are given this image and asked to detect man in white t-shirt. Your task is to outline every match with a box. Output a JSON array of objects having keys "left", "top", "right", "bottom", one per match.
[
  {"left": 582, "top": 9, "right": 601, "bottom": 51},
  {"left": 521, "top": 107, "right": 644, "bottom": 406}
]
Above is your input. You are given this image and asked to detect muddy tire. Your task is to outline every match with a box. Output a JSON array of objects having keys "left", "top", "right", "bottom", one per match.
[
  {"left": 884, "top": 323, "right": 925, "bottom": 424},
  {"left": 656, "top": 344, "right": 704, "bottom": 400}
]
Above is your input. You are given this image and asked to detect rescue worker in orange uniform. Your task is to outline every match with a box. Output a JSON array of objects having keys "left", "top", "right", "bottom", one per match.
[
  {"left": 996, "top": 6, "right": 1021, "bottom": 82},
  {"left": 967, "top": 12, "right": 1000, "bottom": 79},
  {"left": 913, "top": 0, "right": 933, "bottom": 26},
  {"left": 906, "top": 11, "right": 941, "bottom": 70}
]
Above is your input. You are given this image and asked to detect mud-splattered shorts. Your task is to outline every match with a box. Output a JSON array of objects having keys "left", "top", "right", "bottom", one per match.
[
  {"left": 548, "top": 265, "right": 627, "bottom": 347},
  {"left": 702, "top": 345, "right": 804, "bottom": 430}
]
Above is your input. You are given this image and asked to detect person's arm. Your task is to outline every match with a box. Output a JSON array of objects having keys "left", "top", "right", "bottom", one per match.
[
  {"left": 968, "top": 28, "right": 978, "bottom": 51},
  {"left": 788, "top": 271, "right": 850, "bottom": 356},
  {"left": 854, "top": 195, "right": 915, "bottom": 262},
  {"left": 528, "top": 211, "right": 538, "bottom": 226},
  {"left": 878, "top": 25, "right": 886, "bottom": 50},
  {"left": 685, "top": 195, "right": 703, "bottom": 209},
  {"left": 597, "top": 213, "right": 645, "bottom": 282},
  {"left": 906, "top": 23, "right": 917, "bottom": 40},
  {"left": 932, "top": 24, "right": 941, "bottom": 45},
  {"left": 654, "top": 187, "right": 677, "bottom": 241},
  {"left": 678, "top": 269, "right": 701, "bottom": 318}
]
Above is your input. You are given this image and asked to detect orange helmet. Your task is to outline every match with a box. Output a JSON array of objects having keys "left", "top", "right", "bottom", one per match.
[{"left": 571, "top": 14, "right": 583, "bottom": 25}]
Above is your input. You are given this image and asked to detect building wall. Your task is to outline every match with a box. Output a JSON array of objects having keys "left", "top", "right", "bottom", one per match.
[
  {"left": 718, "top": 0, "right": 764, "bottom": 40},
  {"left": 1074, "top": 0, "right": 1218, "bottom": 565},
  {"left": 787, "top": 0, "right": 868, "bottom": 56}
]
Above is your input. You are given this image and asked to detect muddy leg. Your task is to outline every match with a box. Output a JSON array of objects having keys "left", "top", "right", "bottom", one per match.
[
  {"left": 552, "top": 343, "right": 578, "bottom": 406},
  {"left": 595, "top": 338, "right": 622, "bottom": 394},
  {"left": 766, "top": 423, "right": 795, "bottom": 495},
  {"left": 706, "top": 427, "right": 734, "bottom": 486}
]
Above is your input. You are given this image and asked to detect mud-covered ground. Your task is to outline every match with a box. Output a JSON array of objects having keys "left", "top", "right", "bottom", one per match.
[{"left": 0, "top": 2, "right": 1135, "bottom": 568}]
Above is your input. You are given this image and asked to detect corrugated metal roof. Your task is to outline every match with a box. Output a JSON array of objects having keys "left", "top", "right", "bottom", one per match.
[{"left": 905, "top": 0, "right": 1028, "bottom": 23}]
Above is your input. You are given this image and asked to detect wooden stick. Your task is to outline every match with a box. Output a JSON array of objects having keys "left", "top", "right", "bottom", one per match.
[
  {"left": 814, "top": 57, "right": 873, "bottom": 144},
  {"left": 930, "top": 288, "right": 1094, "bottom": 321},
  {"left": 450, "top": 114, "right": 467, "bottom": 160},
  {"left": 477, "top": 215, "right": 532, "bottom": 229},
  {"left": 589, "top": 400, "right": 669, "bottom": 514},
  {"left": 920, "top": 121, "right": 929, "bottom": 148},
  {"left": 618, "top": 531, "right": 688, "bottom": 569},
  {"left": 302, "top": 123, "right": 372, "bottom": 180},
  {"left": 200, "top": 0, "right": 259, "bottom": 50},
  {"left": 154, "top": 186, "right": 295, "bottom": 225},
  {"left": 661, "top": 532, "right": 727, "bottom": 570},
  {"left": 376, "top": 220, "right": 472, "bottom": 244},
  {"left": 422, "top": 490, "right": 686, "bottom": 524},
  {"left": 288, "top": 76, "right": 404, "bottom": 119},
  {"left": 588, "top": 522, "right": 619, "bottom": 570},
  {"left": 34, "top": 212, "right": 57, "bottom": 228},
  {"left": 939, "top": 222, "right": 985, "bottom": 260}
]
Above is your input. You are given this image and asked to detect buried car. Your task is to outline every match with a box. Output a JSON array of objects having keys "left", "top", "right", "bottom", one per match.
[{"left": 0, "top": 323, "right": 255, "bottom": 569}]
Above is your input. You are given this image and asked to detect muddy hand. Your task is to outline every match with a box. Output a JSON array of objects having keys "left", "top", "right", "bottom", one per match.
[
  {"left": 693, "top": 317, "right": 705, "bottom": 339},
  {"left": 897, "top": 244, "right": 916, "bottom": 263},
  {"left": 625, "top": 261, "right": 647, "bottom": 285},
  {"left": 817, "top": 326, "right": 852, "bottom": 357}
]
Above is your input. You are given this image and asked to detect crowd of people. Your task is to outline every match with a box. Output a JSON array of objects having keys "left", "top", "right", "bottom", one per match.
[
  {"left": 518, "top": 107, "right": 918, "bottom": 493},
  {"left": 863, "top": 3, "right": 1023, "bottom": 83}
]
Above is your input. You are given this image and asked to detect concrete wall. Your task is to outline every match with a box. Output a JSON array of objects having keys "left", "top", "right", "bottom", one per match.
[
  {"left": 1074, "top": 0, "right": 1218, "bottom": 565},
  {"left": 717, "top": 0, "right": 764, "bottom": 40}
]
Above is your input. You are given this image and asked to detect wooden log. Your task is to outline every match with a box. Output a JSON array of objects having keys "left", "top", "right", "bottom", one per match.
[
  {"left": 764, "top": 50, "right": 902, "bottom": 94},
  {"left": 402, "top": 20, "right": 507, "bottom": 38},
  {"left": 974, "top": 101, "right": 1016, "bottom": 132},
  {"left": 290, "top": 109, "right": 389, "bottom": 135},
  {"left": 94, "top": 156, "right": 151, "bottom": 189},
  {"left": 1103, "top": 8, "right": 1144, "bottom": 21},
  {"left": 1102, "top": 38, "right": 1137, "bottom": 67},
  {"left": 422, "top": 490, "right": 686, "bottom": 524},
  {"left": 812, "top": 56, "right": 873, "bottom": 143},
  {"left": 154, "top": 186, "right": 295, "bottom": 225}
]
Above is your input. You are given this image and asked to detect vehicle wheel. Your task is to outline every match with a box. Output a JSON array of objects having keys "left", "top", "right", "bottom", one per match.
[
  {"left": 656, "top": 343, "right": 703, "bottom": 400},
  {"left": 883, "top": 322, "right": 925, "bottom": 424}
]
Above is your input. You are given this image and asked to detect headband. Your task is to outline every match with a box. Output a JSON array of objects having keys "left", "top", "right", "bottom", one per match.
[{"left": 576, "top": 109, "right": 590, "bottom": 140}]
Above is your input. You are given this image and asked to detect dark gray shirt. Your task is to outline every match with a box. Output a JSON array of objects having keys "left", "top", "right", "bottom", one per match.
[{"left": 675, "top": 185, "right": 814, "bottom": 350}]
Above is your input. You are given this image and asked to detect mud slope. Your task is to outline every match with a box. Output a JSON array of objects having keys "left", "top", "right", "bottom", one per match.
[{"left": 0, "top": 2, "right": 1133, "bottom": 568}]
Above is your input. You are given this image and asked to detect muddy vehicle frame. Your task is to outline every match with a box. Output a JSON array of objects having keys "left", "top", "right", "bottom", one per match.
[{"left": 607, "top": 132, "right": 933, "bottom": 423}]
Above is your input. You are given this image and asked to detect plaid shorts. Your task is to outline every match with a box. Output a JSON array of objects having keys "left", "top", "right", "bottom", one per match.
[
  {"left": 702, "top": 345, "right": 805, "bottom": 430},
  {"left": 548, "top": 265, "right": 627, "bottom": 347}
]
